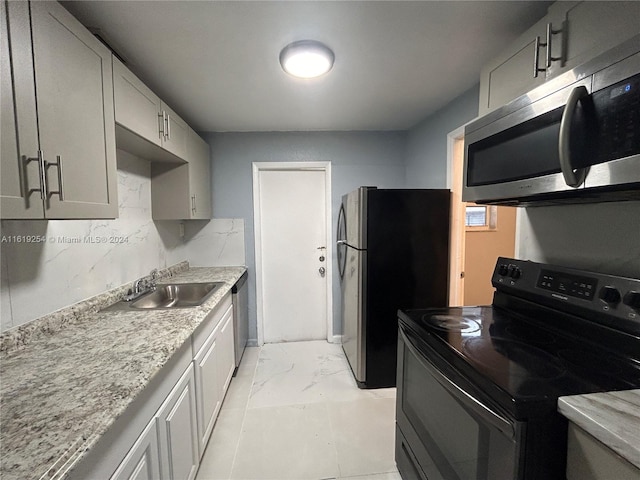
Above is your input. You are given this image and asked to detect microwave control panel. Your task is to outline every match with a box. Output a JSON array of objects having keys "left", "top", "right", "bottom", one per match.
[{"left": 592, "top": 72, "right": 640, "bottom": 163}]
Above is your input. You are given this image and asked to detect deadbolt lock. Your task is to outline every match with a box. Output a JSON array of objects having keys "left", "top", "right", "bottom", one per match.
[{"left": 319, "top": 255, "right": 325, "bottom": 262}]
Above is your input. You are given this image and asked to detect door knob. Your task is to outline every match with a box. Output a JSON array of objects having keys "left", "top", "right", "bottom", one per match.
[{"left": 319, "top": 267, "right": 326, "bottom": 277}]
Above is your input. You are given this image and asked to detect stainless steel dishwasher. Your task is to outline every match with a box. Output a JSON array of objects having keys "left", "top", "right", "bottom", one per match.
[{"left": 232, "top": 271, "right": 248, "bottom": 375}]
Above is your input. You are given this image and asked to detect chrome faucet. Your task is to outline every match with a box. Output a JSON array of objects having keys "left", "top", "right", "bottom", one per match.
[{"left": 125, "top": 269, "right": 159, "bottom": 301}]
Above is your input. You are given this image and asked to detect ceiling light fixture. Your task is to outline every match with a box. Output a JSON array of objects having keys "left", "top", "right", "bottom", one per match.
[{"left": 279, "top": 40, "right": 334, "bottom": 79}]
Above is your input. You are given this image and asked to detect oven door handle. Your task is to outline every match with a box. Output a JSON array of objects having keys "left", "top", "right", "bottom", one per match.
[{"left": 400, "top": 326, "right": 516, "bottom": 440}]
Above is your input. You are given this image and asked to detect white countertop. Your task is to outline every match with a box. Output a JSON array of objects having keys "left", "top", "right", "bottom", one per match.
[
  {"left": 0, "top": 265, "right": 246, "bottom": 480},
  {"left": 558, "top": 389, "right": 640, "bottom": 469}
]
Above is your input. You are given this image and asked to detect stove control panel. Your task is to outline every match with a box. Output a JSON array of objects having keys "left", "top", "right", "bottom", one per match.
[
  {"left": 536, "top": 270, "right": 598, "bottom": 300},
  {"left": 492, "top": 257, "right": 640, "bottom": 334}
]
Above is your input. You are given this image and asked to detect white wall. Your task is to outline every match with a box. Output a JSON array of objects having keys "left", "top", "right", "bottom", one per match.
[
  {"left": 184, "top": 218, "right": 245, "bottom": 267},
  {"left": 0, "top": 150, "right": 190, "bottom": 332}
]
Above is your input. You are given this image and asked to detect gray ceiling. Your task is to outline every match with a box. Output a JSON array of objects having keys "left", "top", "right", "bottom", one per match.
[{"left": 62, "top": 1, "right": 551, "bottom": 133}]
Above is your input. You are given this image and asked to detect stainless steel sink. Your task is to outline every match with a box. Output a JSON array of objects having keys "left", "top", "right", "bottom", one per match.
[
  {"left": 131, "top": 282, "right": 221, "bottom": 309},
  {"left": 103, "top": 282, "right": 223, "bottom": 311}
]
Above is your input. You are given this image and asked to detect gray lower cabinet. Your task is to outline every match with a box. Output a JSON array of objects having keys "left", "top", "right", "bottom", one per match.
[
  {"left": 218, "top": 309, "right": 236, "bottom": 395},
  {"left": 193, "top": 295, "right": 234, "bottom": 456},
  {"left": 194, "top": 303, "right": 230, "bottom": 455},
  {"left": 156, "top": 363, "right": 199, "bottom": 480},
  {"left": 110, "top": 419, "right": 161, "bottom": 480},
  {"left": 479, "top": 0, "right": 640, "bottom": 115},
  {"left": 73, "top": 293, "right": 236, "bottom": 480},
  {"left": 1, "top": 0, "right": 118, "bottom": 219},
  {"left": 566, "top": 423, "right": 640, "bottom": 480}
]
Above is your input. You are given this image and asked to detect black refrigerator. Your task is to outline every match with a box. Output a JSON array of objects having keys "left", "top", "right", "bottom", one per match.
[{"left": 337, "top": 187, "right": 450, "bottom": 388}]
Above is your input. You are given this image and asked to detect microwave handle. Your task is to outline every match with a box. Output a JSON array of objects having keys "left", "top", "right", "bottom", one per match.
[
  {"left": 399, "top": 325, "right": 516, "bottom": 440},
  {"left": 559, "top": 85, "right": 589, "bottom": 187}
]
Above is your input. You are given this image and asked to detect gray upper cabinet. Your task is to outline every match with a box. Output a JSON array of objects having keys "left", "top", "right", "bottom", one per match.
[
  {"left": 478, "top": 16, "right": 548, "bottom": 115},
  {"left": 113, "top": 58, "right": 163, "bottom": 148},
  {"left": 113, "top": 58, "right": 189, "bottom": 161},
  {"left": 1, "top": 0, "right": 41, "bottom": 219},
  {"left": 1, "top": 0, "right": 118, "bottom": 219},
  {"left": 113, "top": 58, "right": 211, "bottom": 220},
  {"left": 161, "top": 102, "right": 189, "bottom": 160},
  {"left": 546, "top": 1, "right": 640, "bottom": 80},
  {"left": 150, "top": 128, "right": 211, "bottom": 220},
  {"left": 479, "top": 1, "right": 640, "bottom": 115},
  {"left": 188, "top": 129, "right": 212, "bottom": 220}
]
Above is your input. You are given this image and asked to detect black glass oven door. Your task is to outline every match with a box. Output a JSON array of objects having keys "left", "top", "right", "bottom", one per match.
[{"left": 397, "top": 326, "right": 525, "bottom": 480}]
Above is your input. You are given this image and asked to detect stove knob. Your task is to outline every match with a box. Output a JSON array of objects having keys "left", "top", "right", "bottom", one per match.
[
  {"left": 599, "top": 285, "right": 621, "bottom": 305},
  {"left": 498, "top": 264, "right": 509, "bottom": 276},
  {"left": 623, "top": 291, "right": 640, "bottom": 310},
  {"left": 509, "top": 267, "right": 522, "bottom": 279}
]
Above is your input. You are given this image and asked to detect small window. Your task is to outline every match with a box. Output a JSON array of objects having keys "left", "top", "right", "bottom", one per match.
[{"left": 465, "top": 205, "right": 497, "bottom": 230}]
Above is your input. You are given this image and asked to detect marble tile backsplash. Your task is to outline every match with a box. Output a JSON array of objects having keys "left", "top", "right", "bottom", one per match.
[{"left": 0, "top": 149, "right": 245, "bottom": 333}]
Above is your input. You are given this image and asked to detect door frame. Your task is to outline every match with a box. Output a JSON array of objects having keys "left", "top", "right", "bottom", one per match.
[
  {"left": 447, "top": 126, "right": 522, "bottom": 306},
  {"left": 446, "top": 126, "right": 466, "bottom": 306},
  {"left": 252, "top": 161, "right": 333, "bottom": 346}
]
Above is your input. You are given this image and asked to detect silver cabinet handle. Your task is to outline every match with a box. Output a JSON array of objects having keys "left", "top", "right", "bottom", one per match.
[
  {"left": 533, "top": 36, "right": 543, "bottom": 77},
  {"left": 546, "top": 22, "right": 564, "bottom": 68},
  {"left": 559, "top": 85, "right": 589, "bottom": 188},
  {"left": 158, "top": 111, "right": 167, "bottom": 140},
  {"left": 166, "top": 113, "right": 171, "bottom": 140},
  {"left": 191, "top": 194, "right": 196, "bottom": 214},
  {"left": 45, "top": 155, "right": 64, "bottom": 200},
  {"left": 535, "top": 23, "right": 563, "bottom": 77},
  {"left": 37, "top": 150, "right": 46, "bottom": 200},
  {"left": 20, "top": 153, "right": 45, "bottom": 201}
]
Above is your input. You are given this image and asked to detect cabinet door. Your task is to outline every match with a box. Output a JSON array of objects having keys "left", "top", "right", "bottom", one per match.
[
  {"left": 194, "top": 325, "right": 222, "bottom": 457},
  {"left": 547, "top": 1, "right": 640, "bottom": 80},
  {"left": 156, "top": 363, "right": 199, "bottom": 480},
  {"left": 478, "top": 16, "right": 548, "bottom": 115},
  {"left": 110, "top": 419, "right": 161, "bottom": 480},
  {"left": 161, "top": 102, "right": 189, "bottom": 160},
  {"left": 1, "top": 0, "right": 42, "bottom": 218},
  {"left": 30, "top": 1, "right": 118, "bottom": 219},
  {"left": 187, "top": 129, "right": 212, "bottom": 219},
  {"left": 218, "top": 308, "right": 236, "bottom": 396},
  {"left": 113, "top": 58, "right": 163, "bottom": 147}
]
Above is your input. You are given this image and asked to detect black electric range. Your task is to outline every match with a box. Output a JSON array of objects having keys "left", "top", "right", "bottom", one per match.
[{"left": 395, "top": 257, "right": 640, "bottom": 480}]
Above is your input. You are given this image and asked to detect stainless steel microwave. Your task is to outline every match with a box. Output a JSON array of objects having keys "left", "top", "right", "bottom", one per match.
[{"left": 463, "top": 35, "right": 640, "bottom": 206}]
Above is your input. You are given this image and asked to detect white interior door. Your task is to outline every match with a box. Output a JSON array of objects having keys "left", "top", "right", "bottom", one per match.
[{"left": 254, "top": 163, "right": 331, "bottom": 344}]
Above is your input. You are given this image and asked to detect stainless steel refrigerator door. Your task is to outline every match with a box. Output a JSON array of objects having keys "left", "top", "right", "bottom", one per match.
[
  {"left": 344, "top": 187, "right": 367, "bottom": 250},
  {"left": 341, "top": 245, "right": 366, "bottom": 382}
]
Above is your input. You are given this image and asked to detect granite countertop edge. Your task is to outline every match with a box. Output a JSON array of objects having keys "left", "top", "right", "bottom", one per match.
[
  {"left": 0, "top": 264, "right": 247, "bottom": 480},
  {"left": 558, "top": 389, "right": 640, "bottom": 469}
]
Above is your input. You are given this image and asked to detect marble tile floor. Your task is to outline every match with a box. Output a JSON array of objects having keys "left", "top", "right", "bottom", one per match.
[{"left": 196, "top": 341, "right": 401, "bottom": 480}]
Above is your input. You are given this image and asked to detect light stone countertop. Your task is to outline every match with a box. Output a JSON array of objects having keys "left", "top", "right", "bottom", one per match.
[
  {"left": 0, "top": 265, "right": 246, "bottom": 480},
  {"left": 558, "top": 389, "right": 640, "bottom": 469}
]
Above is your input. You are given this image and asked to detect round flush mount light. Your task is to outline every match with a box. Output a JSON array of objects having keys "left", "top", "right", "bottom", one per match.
[{"left": 279, "top": 40, "right": 334, "bottom": 79}]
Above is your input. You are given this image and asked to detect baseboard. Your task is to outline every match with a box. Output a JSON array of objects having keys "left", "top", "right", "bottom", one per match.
[
  {"left": 246, "top": 339, "right": 259, "bottom": 347},
  {"left": 331, "top": 335, "right": 343, "bottom": 344}
]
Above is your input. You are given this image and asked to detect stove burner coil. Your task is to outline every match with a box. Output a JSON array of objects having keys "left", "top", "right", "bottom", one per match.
[{"left": 423, "top": 314, "right": 482, "bottom": 333}]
